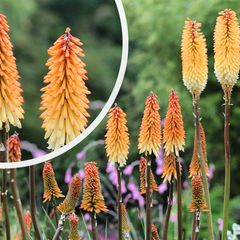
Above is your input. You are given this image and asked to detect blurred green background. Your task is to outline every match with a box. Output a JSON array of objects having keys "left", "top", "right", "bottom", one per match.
[{"left": 1, "top": 0, "right": 240, "bottom": 239}]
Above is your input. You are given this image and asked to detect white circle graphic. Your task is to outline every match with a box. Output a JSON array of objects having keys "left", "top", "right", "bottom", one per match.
[{"left": 0, "top": 0, "right": 128, "bottom": 169}]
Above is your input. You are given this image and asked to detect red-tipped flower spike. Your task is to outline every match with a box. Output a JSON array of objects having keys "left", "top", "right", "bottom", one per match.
[
  {"left": 42, "top": 161, "right": 64, "bottom": 203},
  {"left": 68, "top": 213, "right": 81, "bottom": 240},
  {"left": 23, "top": 211, "right": 32, "bottom": 234},
  {"left": 81, "top": 162, "right": 107, "bottom": 213},
  {"left": 181, "top": 19, "right": 208, "bottom": 98},
  {"left": 139, "top": 157, "right": 158, "bottom": 194},
  {"left": 40, "top": 27, "right": 90, "bottom": 150},
  {"left": 163, "top": 91, "right": 185, "bottom": 157},
  {"left": 105, "top": 104, "right": 130, "bottom": 167},
  {"left": 162, "top": 153, "right": 181, "bottom": 183},
  {"left": 189, "top": 123, "right": 209, "bottom": 178},
  {"left": 152, "top": 224, "right": 161, "bottom": 240},
  {"left": 7, "top": 134, "right": 21, "bottom": 162},
  {"left": 58, "top": 174, "right": 81, "bottom": 214},
  {"left": 214, "top": 9, "right": 240, "bottom": 93},
  {"left": 138, "top": 93, "right": 161, "bottom": 157},
  {"left": 189, "top": 176, "right": 208, "bottom": 213},
  {"left": 0, "top": 15, "right": 24, "bottom": 130}
]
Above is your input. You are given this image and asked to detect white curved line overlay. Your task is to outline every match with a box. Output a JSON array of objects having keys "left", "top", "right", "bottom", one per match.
[{"left": 0, "top": 0, "right": 128, "bottom": 169}]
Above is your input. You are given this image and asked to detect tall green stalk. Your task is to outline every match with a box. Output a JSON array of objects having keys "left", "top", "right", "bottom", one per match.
[
  {"left": 222, "top": 90, "right": 231, "bottom": 240},
  {"left": 91, "top": 212, "right": 97, "bottom": 240},
  {"left": 194, "top": 98, "right": 214, "bottom": 239},
  {"left": 10, "top": 168, "right": 28, "bottom": 239},
  {"left": 117, "top": 164, "right": 122, "bottom": 240},
  {"left": 29, "top": 165, "right": 42, "bottom": 240},
  {"left": 163, "top": 182, "right": 173, "bottom": 240},
  {"left": 176, "top": 160, "right": 182, "bottom": 240},
  {"left": 1, "top": 126, "right": 10, "bottom": 240},
  {"left": 145, "top": 157, "right": 152, "bottom": 240}
]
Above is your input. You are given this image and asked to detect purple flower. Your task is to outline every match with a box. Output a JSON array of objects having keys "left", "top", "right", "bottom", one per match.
[
  {"left": 155, "top": 148, "right": 164, "bottom": 175},
  {"left": 208, "top": 163, "right": 215, "bottom": 180},
  {"left": 79, "top": 169, "right": 85, "bottom": 180},
  {"left": 158, "top": 182, "right": 168, "bottom": 194},
  {"left": 138, "top": 195, "right": 145, "bottom": 207},
  {"left": 123, "top": 165, "right": 134, "bottom": 176},
  {"left": 64, "top": 166, "right": 72, "bottom": 184},
  {"left": 32, "top": 149, "right": 46, "bottom": 158},
  {"left": 84, "top": 213, "right": 91, "bottom": 221},
  {"left": 217, "top": 218, "right": 223, "bottom": 231},
  {"left": 170, "top": 213, "right": 177, "bottom": 222},
  {"left": 106, "top": 162, "right": 115, "bottom": 173},
  {"left": 183, "top": 180, "right": 188, "bottom": 189},
  {"left": 121, "top": 179, "right": 127, "bottom": 194},
  {"left": 109, "top": 170, "right": 118, "bottom": 186},
  {"left": 76, "top": 151, "right": 86, "bottom": 161}
]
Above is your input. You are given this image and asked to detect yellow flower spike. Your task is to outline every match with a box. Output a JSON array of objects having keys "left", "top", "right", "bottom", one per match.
[
  {"left": 189, "top": 175, "right": 208, "bottom": 213},
  {"left": 42, "top": 161, "right": 64, "bottom": 203},
  {"left": 181, "top": 19, "right": 208, "bottom": 98},
  {"left": 68, "top": 213, "right": 81, "bottom": 240},
  {"left": 138, "top": 93, "right": 161, "bottom": 157},
  {"left": 189, "top": 123, "right": 209, "bottom": 178},
  {"left": 7, "top": 134, "right": 21, "bottom": 162},
  {"left": 81, "top": 162, "right": 107, "bottom": 214},
  {"left": 40, "top": 27, "right": 90, "bottom": 150},
  {"left": 105, "top": 104, "right": 130, "bottom": 167},
  {"left": 58, "top": 174, "right": 81, "bottom": 214},
  {"left": 0, "top": 14, "right": 24, "bottom": 130},
  {"left": 163, "top": 90, "right": 185, "bottom": 157},
  {"left": 214, "top": 9, "right": 240, "bottom": 93},
  {"left": 139, "top": 157, "right": 158, "bottom": 194},
  {"left": 152, "top": 224, "right": 160, "bottom": 240},
  {"left": 162, "top": 153, "right": 181, "bottom": 183}
]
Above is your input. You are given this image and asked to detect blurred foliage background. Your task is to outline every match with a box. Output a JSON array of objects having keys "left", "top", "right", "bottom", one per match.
[{"left": 1, "top": 0, "right": 240, "bottom": 239}]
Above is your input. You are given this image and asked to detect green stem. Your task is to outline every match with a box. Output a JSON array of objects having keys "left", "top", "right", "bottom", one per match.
[
  {"left": 1, "top": 126, "right": 10, "bottom": 240},
  {"left": 194, "top": 97, "right": 214, "bottom": 240},
  {"left": 117, "top": 164, "right": 122, "bottom": 240},
  {"left": 163, "top": 182, "right": 174, "bottom": 240},
  {"left": 29, "top": 165, "right": 42, "bottom": 240},
  {"left": 52, "top": 197, "right": 59, "bottom": 226},
  {"left": 222, "top": 90, "right": 231, "bottom": 240},
  {"left": 91, "top": 212, "right": 97, "bottom": 240},
  {"left": 10, "top": 168, "right": 28, "bottom": 239},
  {"left": 145, "top": 156, "right": 152, "bottom": 240},
  {"left": 52, "top": 213, "right": 66, "bottom": 240},
  {"left": 176, "top": 159, "right": 182, "bottom": 240}
]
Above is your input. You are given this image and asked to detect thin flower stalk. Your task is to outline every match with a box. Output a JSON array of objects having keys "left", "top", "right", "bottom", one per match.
[
  {"left": 29, "top": 165, "right": 42, "bottom": 240},
  {"left": 138, "top": 93, "right": 161, "bottom": 240},
  {"left": 105, "top": 104, "right": 129, "bottom": 240},
  {"left": 182, "top": 18, "right": 214, "bottom": 239},
  {"left": 214, "top": 9, "right": 240, "bottom": 239},
  {"left": 40, "top": 27, "right": 90, "bottom": 150},
  {"left": 8, "top": 134, "right": 27, "bottom": 240}
]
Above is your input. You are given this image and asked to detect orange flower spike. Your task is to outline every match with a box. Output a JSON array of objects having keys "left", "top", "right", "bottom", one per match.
[
  {"left": 121, "top": 204, "right": 131, "bottom": 234},
  {"left": 162, "top": 153, "right": 181, "bottom": 183},
  {"left": 42, "top": 161, "right": 64, "bottom": 203},
  {"left": 189, "top": 176, "right": 208, "bottom": 213},
  {"left": 189, "top": 123, "right": 209, "bottom": 178},
  {"left": 8, "top": 134, "right": 21, "bottom": 162},
  {"left": 105, "top": 104, "right": 130, "bottom": 167},
  {"left": 23, "top": 211, "right": 32, "bottom": 233},
  {"left": 138, "top": 93, "right": 161, "bottom": 157},
  {"left": 152, "top": 224, "right": 161, "bottom": 240},
  {"left": 139, "top": 157, "right": 158, "bottom": 194},
  {"left": 68, "top": 213, "right": 81, "bottom": 240},
  {"left": 163, "top": 90, "right": 185, "bottom": 157},
  {"left": 0, "top": 15, "right": 24, "bottom": 130},
  {"left": 181, "top": 19, "right": 208, "bottom": 98},
  {"left": 40, "top": 27, "right": 90, "bottom": 150},
  {"left": 81, "top": 162, "right": 107, "bottom": 213},
  {"left": 58, "top": 174, "right": 81, "bottom": 214},
  {"left": 214, "top": 9, "right": 240, "bottom": 92}
]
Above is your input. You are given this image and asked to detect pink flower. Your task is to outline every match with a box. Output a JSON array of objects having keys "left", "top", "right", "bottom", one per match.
[
  {"left": 123, "top": 165, "right": 134, "bottom": 176},
  {"left": 32, "top": 149, "right": 46, "bottom": 158},
  {"left": 64, "top": 166, "right": 72, "bottom": 184},
  {"left": 217, "top": 218, "right": 223, "bottom": 231},
  {"left": 78, "top": 169, "right": 85, "bottom": 180},
  {"left": 183, "top": 180, "right": 188, "bottom": 189},
  {"left": 171, "top": 213, "right": 177, "bottom": 222},
  {"left": 76, "top": 151, "right": 86, "bottom": 161},
  {"left": 158, "top": 182, "right": 168, "bottom": 194}
]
